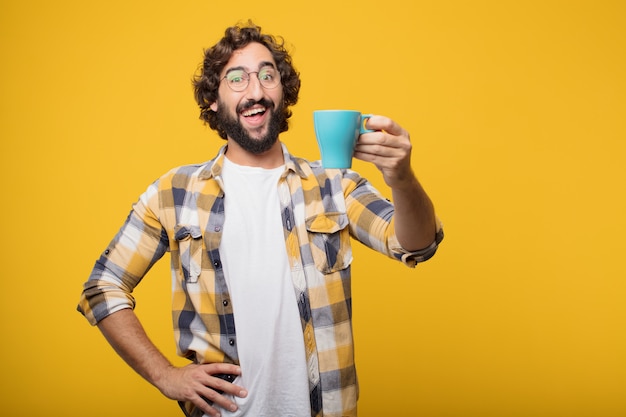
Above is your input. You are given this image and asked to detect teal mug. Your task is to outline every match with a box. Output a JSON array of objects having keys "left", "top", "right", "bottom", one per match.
[{"left": 313, "top": 110, "right": 373, "bottom": 169}]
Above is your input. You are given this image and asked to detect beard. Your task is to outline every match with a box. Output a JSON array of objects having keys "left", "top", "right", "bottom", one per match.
[{"left": 215, "top": 98, "right": 285, "bottom": 155}]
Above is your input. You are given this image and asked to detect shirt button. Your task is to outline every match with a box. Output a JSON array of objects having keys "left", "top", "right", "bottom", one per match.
[
  {"left": 229, "top": 339, "right": 235, "bottom": 346},
  {"left": 223, "top": 300, "right": 229, "bottom": 307},
  {"left": 213, "top": 260, "right": 221, "bottom": 268},
  {"left": 214, "top": 226, "right": 221, "bottom": 232}
]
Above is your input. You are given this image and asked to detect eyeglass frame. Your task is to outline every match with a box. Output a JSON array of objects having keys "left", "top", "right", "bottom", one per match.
[{"left": 220, "top": 64, "right": 282, "bottom": 92}]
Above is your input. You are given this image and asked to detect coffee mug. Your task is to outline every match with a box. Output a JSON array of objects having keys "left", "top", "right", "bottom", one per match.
[{"left": 313, "top": 110, "right": 373, "bottom": 169}]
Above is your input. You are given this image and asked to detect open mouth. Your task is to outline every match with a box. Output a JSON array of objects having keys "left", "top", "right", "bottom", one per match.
[{"left": 241, "top": 106, "right": 267, "bottom": 118}]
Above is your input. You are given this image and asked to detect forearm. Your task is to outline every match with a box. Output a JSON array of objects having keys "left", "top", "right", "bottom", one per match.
[
  {"left": 351, "top": 115, "right": 438, "bottom": 250},
  {"left": 97, "top": 309, "right": 246, "bottom": 416},
  {"left": 97, "top": 308, "right": 173, "bottom": 390},
  {"left": 391, "top": 173, "right": 437, "bottom": 251}
]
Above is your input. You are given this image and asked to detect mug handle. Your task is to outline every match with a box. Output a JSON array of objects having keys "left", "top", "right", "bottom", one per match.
[{"left": 360, "top": 114, "right": 374, "bottom": 134}]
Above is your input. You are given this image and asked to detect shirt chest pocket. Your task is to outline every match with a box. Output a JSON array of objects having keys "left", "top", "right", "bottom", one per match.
[
  {"left": 174, "top": 225, "right": 204, "bottom": 283},
  {"left": 305, "top": 212, "right": 353, "bottom": 273}
]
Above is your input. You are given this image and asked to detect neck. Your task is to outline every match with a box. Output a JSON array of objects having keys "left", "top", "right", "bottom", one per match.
[{"left": 224, "top": 139, "right": 284, "bottom": 168}]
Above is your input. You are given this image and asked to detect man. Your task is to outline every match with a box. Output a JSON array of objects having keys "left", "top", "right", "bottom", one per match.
[{"left": 78, "top": 21, "right": 443, "bottom": 417}]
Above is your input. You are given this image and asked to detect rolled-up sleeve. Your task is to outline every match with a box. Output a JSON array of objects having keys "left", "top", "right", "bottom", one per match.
[
  {"left": 77, "top": 182, "right": 169, "bottom": 325},
  {"left": 387, "top": 218, "right": 444, "bottom": 267}
]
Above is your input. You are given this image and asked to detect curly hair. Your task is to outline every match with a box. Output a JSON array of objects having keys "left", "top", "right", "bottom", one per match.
[{"left": 192, "top": 21, "right": 301, "bottom": 139}]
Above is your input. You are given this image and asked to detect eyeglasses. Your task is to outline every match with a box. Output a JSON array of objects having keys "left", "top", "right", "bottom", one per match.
[{"left": 221, "top": 67, "right": 281, "bottom": 92}]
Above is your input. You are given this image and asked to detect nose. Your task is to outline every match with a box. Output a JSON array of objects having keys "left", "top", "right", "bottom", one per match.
[{"left": 244, "top": 73, "right": 264, "bottom": 100}]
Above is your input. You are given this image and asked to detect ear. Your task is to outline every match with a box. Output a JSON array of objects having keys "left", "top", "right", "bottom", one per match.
[{"left": 210, "top": 101, "right": 218, "bottom": 112}]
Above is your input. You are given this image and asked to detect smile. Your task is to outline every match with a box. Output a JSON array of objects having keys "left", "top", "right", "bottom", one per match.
[{"left": 241, "top": 106, "right": 267, "bottom": 117}]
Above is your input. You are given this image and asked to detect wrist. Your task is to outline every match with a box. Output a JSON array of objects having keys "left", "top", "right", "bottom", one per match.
[{"left": 388, "top": 169, "right": 419, "bottom": 192}]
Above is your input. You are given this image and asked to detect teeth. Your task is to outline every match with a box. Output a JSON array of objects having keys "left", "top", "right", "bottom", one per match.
[{"left": 242, "top": 107, "right": 266, "bottom": 117}]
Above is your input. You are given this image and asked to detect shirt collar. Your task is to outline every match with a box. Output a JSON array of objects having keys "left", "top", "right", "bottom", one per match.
[{"left": 198, "top": 143, "right": 309, "bottom": 180}]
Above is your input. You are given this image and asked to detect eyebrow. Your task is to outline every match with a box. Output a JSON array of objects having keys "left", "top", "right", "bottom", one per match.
[{"left": 224, "top": 61, "right": 276, "bottom": 75}]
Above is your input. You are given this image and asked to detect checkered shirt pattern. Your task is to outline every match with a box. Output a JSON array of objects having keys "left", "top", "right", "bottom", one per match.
[{"left": 78, "top": 144, "right": 443, "bottom": 417}]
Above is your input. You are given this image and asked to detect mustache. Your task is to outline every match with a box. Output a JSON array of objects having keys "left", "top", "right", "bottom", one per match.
[{"left": 237, "top": 98, "right": 274, "bottom": 113}]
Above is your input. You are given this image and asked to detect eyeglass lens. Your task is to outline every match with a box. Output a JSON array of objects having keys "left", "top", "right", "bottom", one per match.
[{"left": 224, "top": 67, "right": 279, "bottom": 91}]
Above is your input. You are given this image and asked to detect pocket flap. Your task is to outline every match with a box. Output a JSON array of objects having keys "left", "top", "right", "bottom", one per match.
[
  {"left": 174, "top": 225, "right": 203, "bottom": 241},
  {"left": 305, "top": 212, "right": 348, "bottom": 234}
]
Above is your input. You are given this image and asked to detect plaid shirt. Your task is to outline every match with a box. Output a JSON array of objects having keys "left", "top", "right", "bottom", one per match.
[{"left": 78, "top": 144, "right": 443, "bottom": 417}]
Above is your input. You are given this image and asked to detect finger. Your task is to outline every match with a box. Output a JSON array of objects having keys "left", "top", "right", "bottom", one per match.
[
  {"left": 208, "top": 374, "right": 247, "bottom": 398},
  {"left": 364, "top": 115, "right": 405, "bottom": 136},
  {"left": 198, "top": 387, "right": 239, "bottom": 415},
  {"left": 195, "top": 397, "right": 225, "bottom": 417},
  {"left": 196, "top": 364, "right": 247, "bottom": 400},
  {"left": 358, "top": 131, "right": 411, "bottom": 152},
  {"left": 355, "top": 138, "right": 408, "bottom": 158},
  {"left": 200, "top": 363, "right": 242, "bottom": 376},
  {"left": 354, "top": 140, "right": 412, "bottom": 170},
  {"left": 354, "top": 146, "right": 398, "bottom": 161},
  {"left": 353, "top": 150, "right": 399, "bottom": 169}
]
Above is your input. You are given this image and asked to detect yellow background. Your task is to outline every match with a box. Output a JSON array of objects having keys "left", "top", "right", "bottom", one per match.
[{"left": 1, "top": 1, "right": 625, "bottom": 416}]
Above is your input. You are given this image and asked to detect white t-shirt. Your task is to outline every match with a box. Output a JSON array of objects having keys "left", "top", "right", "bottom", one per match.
[{"left": 214, "top": 157, "right": 310, "bottom": 417}]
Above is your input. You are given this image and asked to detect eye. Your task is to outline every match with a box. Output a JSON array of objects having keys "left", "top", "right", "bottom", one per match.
[
  {"left": 258, "top": 68, "right": 275, "bottom": 81},
  {"left": 226, "top": 70, "right": 246, "bottom": 84}
]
